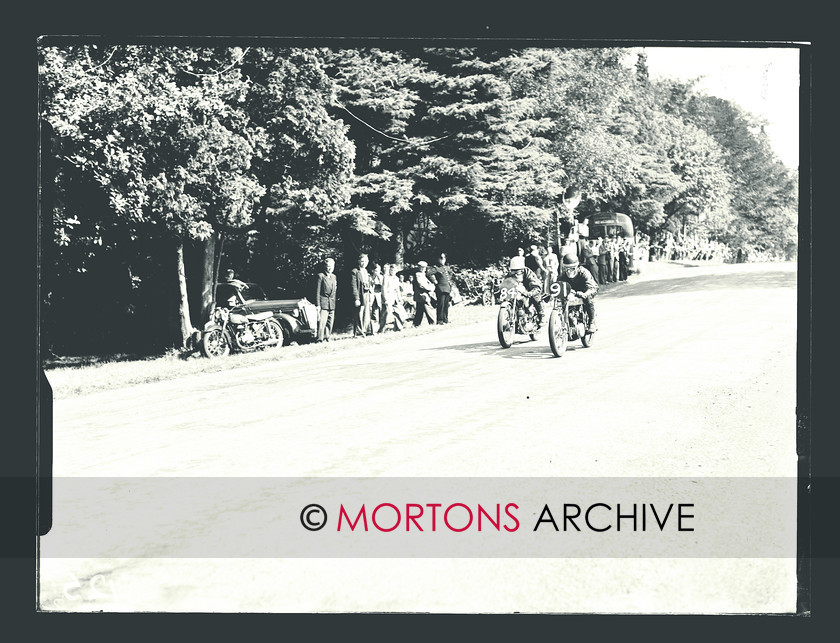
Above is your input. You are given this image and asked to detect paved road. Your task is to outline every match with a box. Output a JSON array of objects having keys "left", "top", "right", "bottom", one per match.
[{"left": 40, "top": 262, "right": 800, "bottom": 613}]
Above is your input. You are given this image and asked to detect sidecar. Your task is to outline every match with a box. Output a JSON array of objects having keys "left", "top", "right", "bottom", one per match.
[{"left": 215, "top": 282, "right": 318, "bottom": 346}]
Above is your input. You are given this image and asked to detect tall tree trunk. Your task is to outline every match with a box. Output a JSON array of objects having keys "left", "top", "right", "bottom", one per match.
[
  {"left": 394, "top": 222, "right": 405, "bottom": 266},
  {"left": 197, "top": 233, "right": 217, "bottom": 325},
  {"left": 173, "top": 238, "right": 193, "bottom": 349}
]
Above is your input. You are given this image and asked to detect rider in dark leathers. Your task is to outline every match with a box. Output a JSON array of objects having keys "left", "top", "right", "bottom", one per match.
[
  {"left": 508, "top": 255, "right": 544, "bottom": 327},
  {"left": 558, "top": 253, "right": 598, "bottom": 333}
]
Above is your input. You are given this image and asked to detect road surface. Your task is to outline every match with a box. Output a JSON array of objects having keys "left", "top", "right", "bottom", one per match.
[{"left": 40, "top": 261, "right": 800, "bottom": 613}]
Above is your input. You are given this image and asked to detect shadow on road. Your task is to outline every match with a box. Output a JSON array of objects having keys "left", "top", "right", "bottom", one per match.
[
  {"left": 606, "top": 268, "right": 796, "bottom": 299},
  {"left": 421, "top": 339, "right": 588, "bottom": 359}
]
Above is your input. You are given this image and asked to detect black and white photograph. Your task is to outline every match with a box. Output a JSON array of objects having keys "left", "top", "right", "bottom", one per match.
[{"left": 36, "top": 39, "right": 806, "bottom": 613}]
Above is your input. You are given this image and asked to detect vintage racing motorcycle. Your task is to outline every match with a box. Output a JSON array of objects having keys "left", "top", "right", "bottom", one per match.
[
  {"left": 496, "top": 275, "right": 543, "bottom": 348},
  {"left": 200, "top": 305, "right": 284, "bottom": 358},
  {"left": 547, "top": 281, "right": 594, "bottom": 357}
]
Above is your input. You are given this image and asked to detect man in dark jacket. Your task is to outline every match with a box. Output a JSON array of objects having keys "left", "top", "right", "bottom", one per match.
[
  {"left": 618, "top": 242, "right": 629, "bottom": 281},
  {"left": 216, "top": 269, "right": 247, "bottom": 308},
  {"left": 428, "top": 252, "right": 453, "bottom": 324},
  {"left": 559, "top": 253, "right": 598, "bottom": 333},
  {"left": 583, "top": 239, "right": 600, "bottom": 285},
  {"left": 350, "top": 253, "right": 373, "bottom": 337},
  {"left": 596, "top": 239, "right": 609, "bottom": 285},
  {"left": 314, "top": 258, "right": 337, "bottom": 342},
  {"left": 524, "top": 245, "right": 547, "bottom": 285}
]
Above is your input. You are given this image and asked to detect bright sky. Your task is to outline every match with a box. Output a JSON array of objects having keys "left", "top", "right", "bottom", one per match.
[{"left": 641, "top": 46, "right": 801, "bottom": 169}]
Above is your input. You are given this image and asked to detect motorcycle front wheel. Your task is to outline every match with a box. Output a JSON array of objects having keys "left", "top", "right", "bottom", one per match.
[
  {"left": 548, "top": 308, "right": 568, "bottom": 358},
  {"left": 200, "top": 327, "right": 231, "bottom": 358},
  {"left": 580, "top": 311, "right": 594, "bottom": 348},
  {"left": 497, "top": 305, "right": 514, "bottom": 348},
  {"left": 264, "top": 319, "right": 284, "bottom": 349}
]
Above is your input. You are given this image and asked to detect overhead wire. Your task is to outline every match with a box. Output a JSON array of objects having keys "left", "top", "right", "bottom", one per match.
[
  {"left": 333, "top": 100, "right": 451, "bottom": 147},
  {"left": 83, "top": 46, "right": 118, "bottom": 73}
]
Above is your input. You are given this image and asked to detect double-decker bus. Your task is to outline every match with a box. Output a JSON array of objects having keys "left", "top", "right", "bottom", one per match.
[{"left": 588, "top": 212, "right": 634, "bottom": 240}]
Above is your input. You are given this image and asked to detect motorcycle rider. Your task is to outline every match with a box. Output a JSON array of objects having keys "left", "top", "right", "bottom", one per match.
[
  {"left": 558, "top": 253, "right": 598, "bottom": 333},
  {"left": 508, "top": 255, "right": 544, "bottom": 327}
]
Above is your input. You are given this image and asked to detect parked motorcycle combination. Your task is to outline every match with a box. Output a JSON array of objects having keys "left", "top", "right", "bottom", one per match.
[
  {"left": 547, "top": 281, "right": 594, "bottom": 357},
  {"left": 200, "top": 305, "right": 284, "bottom": 358},
  {"left": 496, "top": 275, "right": 543, "bottom": 348}
]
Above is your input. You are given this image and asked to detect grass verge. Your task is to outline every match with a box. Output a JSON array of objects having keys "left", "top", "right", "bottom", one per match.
[{"left": 44, "top": 302, "right": 501, "bottom": 399}]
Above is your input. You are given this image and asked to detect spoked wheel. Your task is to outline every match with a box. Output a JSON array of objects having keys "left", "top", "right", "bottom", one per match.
[
  {"left": 481, "top": 290, "right": 494, "bottom": 306},
  {"left": 200, "top": 327, "right": 231, "bottom": 358},
  {"left": 580, "top": 311, "right": 594, "bottom": 348},
  {"left": 264, "top": 319, "right": 284, "bottom": 349},
  {"left": 548, "top": 309, "right": 568, "bottom": 358},
  {"left": 497, "top": 305, "right": 514, "bottom": 348}
]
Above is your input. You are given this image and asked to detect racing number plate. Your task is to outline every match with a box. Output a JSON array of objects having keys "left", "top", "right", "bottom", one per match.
[{"left": 499, "top": 276, "right": 520, "bottom": 302}]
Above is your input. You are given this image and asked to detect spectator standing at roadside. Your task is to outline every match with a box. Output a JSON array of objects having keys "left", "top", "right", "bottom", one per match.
[
  {"left": 559, "top": 237, "right": 578, "bottom": 262},
  {"left": 578, "top": 217, "right": 590, "bottom": 241},
  {"left": 611, "top": 237, "right": 620, "bottom": 281},
  {"left": 350, "top": 253, "right": 373, "bottom": 337},
  {"left": 525, "top": 244, "right": 547, "bottom": 285},
  {"left": 380, "top": 263, "right": 405, "bottom": 332},
  {"left": 412, "top": 261, "right": 437, "bottom": 326},
  {"left": 428, "top": 252, "right": 453, "bottom": 324},
  {"left": 597, "top": 239, "right": 608, "bottom": 285},
  {"left": 369, "top": 263, "right": 384, "bottom": 335},
  {"left": 581, "top": 240, "right": 597, "bottom": 286},
  {"left": 605, "top": 239, "right": 616, "bottom": 282},
  {"left": 618, "top": 242, "right": 629, "bottom": 281},
  {"left": 398, "top": 272, "right": 414, "bottom": 312},
  {"left": 314, "top": 257, "right": 337, "bottom": 342},
  {"left": 664, "top": 235, "right": 675, "bottom": 261},
  {"left": 545, "top": 245, "right": 559, "bottom": 287}
]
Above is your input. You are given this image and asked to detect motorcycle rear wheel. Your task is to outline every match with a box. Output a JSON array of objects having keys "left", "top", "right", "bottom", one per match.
[
  {"left": 548, "top": 309, "right": 568, "bottom": 358},
  {"left": 200, "top": 328, "right": 231, "bottom": 358},
  {"left": 497, "top": 305, "right": 514, "bottom": 348}
]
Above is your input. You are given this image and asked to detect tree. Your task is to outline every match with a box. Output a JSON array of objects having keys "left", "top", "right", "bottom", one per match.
[
  {"left": 40, "top": 45, "right": 355, "bottom": 351},
  {"left": 677, "top": 92, "right": 798, "bottom": 256},
  {"left": 321, "top": 47, "right": 437, "bottom": 266}
]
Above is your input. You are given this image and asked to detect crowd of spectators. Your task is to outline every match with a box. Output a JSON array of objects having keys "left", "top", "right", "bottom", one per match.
[
  {"left": 642, "top": 232, "right": 730, "bottom": 264},
  {"left": 317, "top": 252, "right": 459, "bottom": 340}
]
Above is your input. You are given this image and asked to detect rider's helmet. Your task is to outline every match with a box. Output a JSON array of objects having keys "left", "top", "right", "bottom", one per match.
[
  {"left": 562, "top": 253, "right": 579, "bottom": 274},
  {"left": 509, "top": 256, "right": 526, "bottom": 270}
]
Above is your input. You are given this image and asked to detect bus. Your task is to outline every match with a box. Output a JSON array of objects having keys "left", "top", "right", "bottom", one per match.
[{"left": 587, "top": 212, "right": 634, "bottom": 240}]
